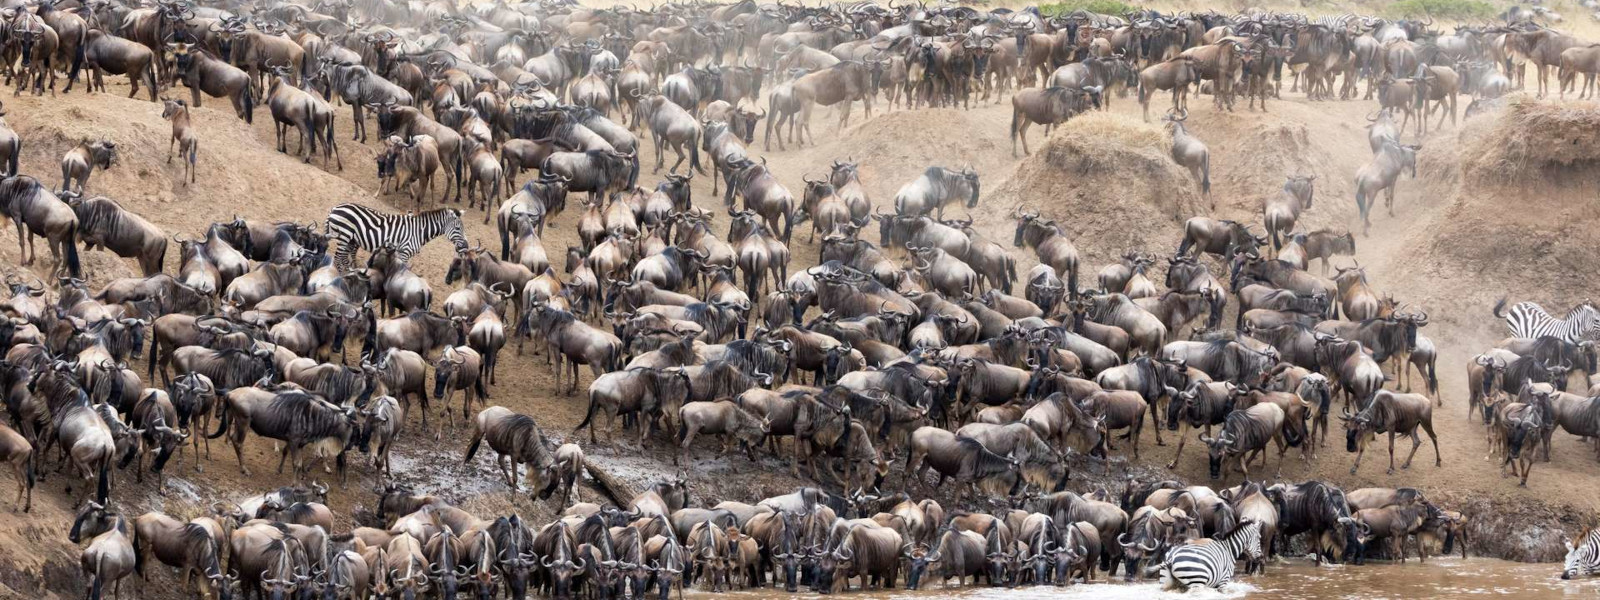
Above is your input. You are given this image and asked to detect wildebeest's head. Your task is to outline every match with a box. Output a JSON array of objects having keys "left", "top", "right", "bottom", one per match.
[
  {"left": 903, "top": 540, "right": 940, "bottom": 590},
  {"left": 69, "top": 501, "right": 121, "bottom": 543},
  {"left": 1200, "top": 431, "right": 1235, "bottom": 480}
]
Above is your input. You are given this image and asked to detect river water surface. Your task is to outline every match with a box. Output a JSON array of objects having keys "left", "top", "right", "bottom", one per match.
[{"left": 701, "top": 558, "right": 1600, "bottom": 600}]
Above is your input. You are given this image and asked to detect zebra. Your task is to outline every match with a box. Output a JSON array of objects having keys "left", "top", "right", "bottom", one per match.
[
  {"left": 1493, "top": 297, "right": 1600, "bottom": 343},
  {"left": 1160, "top": 519, "right": 1261, "bottom": 592},
  {"left": 1564, "top": 527, "right": 1600, "bottom": 579},
  {"left": 325, "top": 203, "right": 467, "bottom": 272}
]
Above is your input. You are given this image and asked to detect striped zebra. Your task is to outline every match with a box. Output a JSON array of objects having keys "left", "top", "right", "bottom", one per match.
[
  {"left": 325, "top": 203, "right": 467, "bottom": 272},
  {"left": 1564, "top": 528, "right": 1600, "bottom": 579},
  {"left": 1494, "top": 298, "right": 1600, "bottom": 343},
  {"left": 1160, "top": 519, "right": 1261, "bottom": 592}
]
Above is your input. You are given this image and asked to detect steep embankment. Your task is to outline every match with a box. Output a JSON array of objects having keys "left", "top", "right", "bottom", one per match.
[{"left": 5, "top": 28, "right": 1600, "bottom": 600}]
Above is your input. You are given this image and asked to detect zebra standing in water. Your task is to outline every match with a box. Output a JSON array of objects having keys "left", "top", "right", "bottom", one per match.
[
  {"left": 1161, "top": 519, "right": 1262, "bottom": 591},
  {"left": 1494, "top": 298, "right": 1600, "bottom": 343},
  {"left": 1564, "top": 528, "right": 1600, "bottom": 579},
  {"left": 325, "top": 203, "right": 467, "bottom": 272}
]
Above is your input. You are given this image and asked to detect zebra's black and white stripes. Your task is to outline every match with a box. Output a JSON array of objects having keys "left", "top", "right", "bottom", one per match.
[
  {"left": 325, "top": 203, "right": 468, "bottom": 272},
  {"left": 1564, "top": 528, "right": 1600, "bottom": 579},
  {"left": 1495, "top": 298, "right": 1600, "bottom": 343},
  {"left": 1161, "top": 520, "right": 1262, "bottom": 591}
]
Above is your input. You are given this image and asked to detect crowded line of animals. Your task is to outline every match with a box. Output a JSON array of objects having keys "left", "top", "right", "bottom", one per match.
[{"left": 1, "top": 0, "right": 1599, "bottom": 597}]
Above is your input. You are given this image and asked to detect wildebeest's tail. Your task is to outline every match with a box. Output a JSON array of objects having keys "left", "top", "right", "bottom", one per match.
[
  {"left": 464, "top": 426, "right": 485, "bottom": 463},
  {"left": 243, "top": 81, "right": 255, "bottom": 124},
  {"left": 1003, "top": 255, "right": 1016, "bottom": 294},
  {"left": 5, "top": 139, "right": 16, "bottom": 177},
  {"left": 498, "top": 217, "right": 512, "bottom": 262},
  {"left": 1425, "top": 358, "right": 1439, "bottom": 397},
  {"left": 146, "top": 325, "right": 160, "bottom": 379},
  {"left": 574, "top": 391, "right": 601, "bottom": 436},
  {"left": 1010, "top": 105, "right": 1020, "bottom": 143},
  {"left": 1200, "top": 153, "right": 1211, "bottom": 195},
  {"left": 454, "top": 147, "right": 464, "bottom": 202},
  {"left": 1284, "top": 419, "right": 1303, "bottom": 447},
  {"left": 690, "top": 132, "right": 705, "bottom": 176},
  {"left": 68, "top": 29, "right": 86, "bottom": 88},
  {"left": 95, "top": 459, "right": 110, "bottom": 504},
  {"left": 207, "top": 401, "right": 231, "bottom": 439},
  {"left": 142, "top": 62, "right": 159, "bottom": 101},
  {"left": 89, "top": 554, "right": 105, "bottom": 600},
  {"left": 783, "top": 204, "right": 793, "bottom": 242},
  {"left": 1354, "top": 188, "right": 1369, "bottom": 226},
  {"left": 325, "top": 112, "right": 342, "bottom": 170},
  {"left": 65, "top": 230, "right": 81, "bottom": 278}
]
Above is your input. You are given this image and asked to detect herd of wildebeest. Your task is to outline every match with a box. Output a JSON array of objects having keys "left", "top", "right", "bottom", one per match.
[{"left": 4, "top": 0, "right": 1600, "bottom": 597}]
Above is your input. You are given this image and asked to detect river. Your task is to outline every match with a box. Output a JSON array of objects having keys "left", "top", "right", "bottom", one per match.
[{"left": 699, "top": 558, "right": 1600, "bottom": 600}]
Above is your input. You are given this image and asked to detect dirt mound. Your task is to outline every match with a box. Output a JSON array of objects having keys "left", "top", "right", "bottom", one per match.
[
  {"left": 1463, "top": 99, "right": 1600, "bottom": 188},
  {"left": 1178, "top": 102, "right": 1356, "bottom": 222},
  {"left": 1405, "top": 101, "right": 1600, "bottom": 315},
  {"left": 986, "top": 111, "right": 1195, "bottom": 261},
  {"left": 772, "top": 105, "right": 1020, "bottom": 205}
]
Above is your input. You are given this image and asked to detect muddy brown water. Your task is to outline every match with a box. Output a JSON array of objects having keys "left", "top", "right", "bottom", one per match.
[{"left": 691, "top": 558, "right": 1600, "bottom": 600}]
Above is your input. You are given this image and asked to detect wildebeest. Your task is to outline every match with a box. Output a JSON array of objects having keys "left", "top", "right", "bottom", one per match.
[
  {"left": 434, "top": 346, "right": 486, "bottom": 432},
  {"left": 0, "top": 421, "right": 32, "bottom": 511},
  {"left": 1010, "top": 85, "right": 1099, "bottom": 156},
  {"left": 171, "top": 43, "right": 254, "bottom": 122},
  {"left": 894, "top": 166, "right": 980, "bottom": 220},
  {"left": 1164, "top": 109, "right": 1211, "bottom": 210},
  {"left": 264, "top": 64, "right": 341, "bottom": 170},
  {"left": 0, "top": 175, "right": 81, "bottom": 276},
  {"left": 209, "top": 385, "right": 358, "bottom": 483},
  {"left": 160, "top": 99, "right": 200, "bottom": 184},
  {"left": 62, "top": 193, "right": 166, "bottom": 276},
  {"left": 69, "top": 30, "right": 160, "bottom": 101},
  {"left": 519, "top": 304, "right": 623, "bottom": 394},
  {"left": 1353, "top": 139, "right": 1419, "bottom": 236},
  {"left": 1263, "top": 175, "right": 1315, "bottom": 254},
  {"left": 1342, "top": 390, "right": 1441, "bottom": 475},
  {"left": 1013, "top": 210, "right": 1079, "bottom": 297},
  {"left": 1138, "top": 53, "right": 1199, "bottom": 122},
  {"left": 464, "top": 406, "right": 560, "bottom": 496},
  {"left": 904, "top": 426, "right": 1022, "bottom": 502},
  {"left": 59, "top": 139, "right": 117, "bottom": 195},
  {"left": 1201, "top": 402, "right": 1287, "bottom": 481},
  {"left": 71, "top": 502, "right": 137, "bottom": 600}
]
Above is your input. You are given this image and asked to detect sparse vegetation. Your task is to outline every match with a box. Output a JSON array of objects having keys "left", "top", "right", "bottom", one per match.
[
  {"left": 1040, "top": 0, "right": 1139, "bottom": 17},
  {"left": 1386, "top": 0, "right": 1497, "bottom": 20}
]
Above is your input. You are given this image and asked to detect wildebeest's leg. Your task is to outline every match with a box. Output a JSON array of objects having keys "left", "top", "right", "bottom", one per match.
[
  {"left": 799, "top": 102, "right": 815, "bottom": 146},
  {"left": 649, "top": 131, "right": 667, "bottom": 173},
  {"left": 1349, "top": 435, "right": 1365, "bottom": 475},
  {"left": 230, "top": 418, "right": 252, "bottom": 475},
  {"left": 11, "top": 219, "right": 28, "bottom": 265},
  {"left": 1166, "top": 423, "right": 1189, "bottom": 469},
  {"left": 669, "top": 142, "right": 686, "bottom": 174}
]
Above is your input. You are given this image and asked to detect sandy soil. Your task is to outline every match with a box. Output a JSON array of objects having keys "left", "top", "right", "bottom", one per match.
[{"left": 2, "top": 4, "right": 1600, "bottom": 596}]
